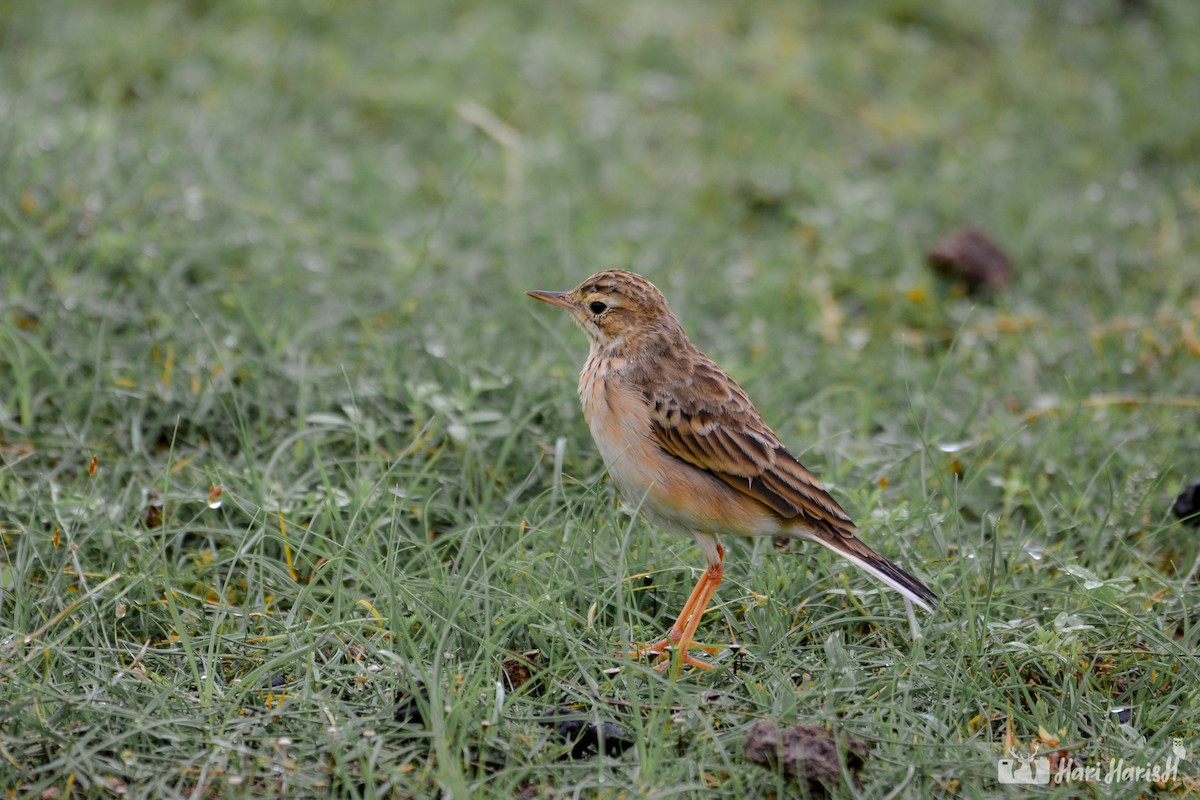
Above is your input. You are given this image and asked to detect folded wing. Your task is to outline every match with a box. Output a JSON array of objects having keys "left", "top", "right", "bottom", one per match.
[{"left": 645, "top": 362, "right": 855, "bottom": 536}]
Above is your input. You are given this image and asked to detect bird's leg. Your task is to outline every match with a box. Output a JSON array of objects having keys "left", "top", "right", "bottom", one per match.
[
  {"left": 656, "top": 558, "right": 723, "bottom": 670},
  {"left": 631, "top": 567, "right": 714, "bottom": 658},
  {"left": 629, "top": 544, "right": 726, "bottom": 669}
]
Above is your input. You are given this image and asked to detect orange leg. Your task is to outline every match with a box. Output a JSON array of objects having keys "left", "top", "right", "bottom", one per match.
[
  {"left": 656, "top": 560, "right": 723, "bottom": 670},
  {"left": 628, "top": 544, "right": 725, "bottom": 670},
  {"left": 633, "top": 567, "right": 713, "bottom": 655}
]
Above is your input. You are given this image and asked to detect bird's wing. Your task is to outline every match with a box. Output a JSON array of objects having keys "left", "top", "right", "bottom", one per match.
[
  {"left": 644, "top": 355, "right": 855, "bottom": 533},
  {"left": 637, "top": 349, "right": 938, "bottom": 611}
]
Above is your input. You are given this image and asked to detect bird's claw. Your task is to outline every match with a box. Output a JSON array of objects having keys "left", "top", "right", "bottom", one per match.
[{"left": 619, "top": 639, "right": 729, "bottom": 671}]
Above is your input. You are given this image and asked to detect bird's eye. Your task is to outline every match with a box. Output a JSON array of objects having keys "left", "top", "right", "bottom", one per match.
[{"left": 589, "top": 301, "right": 608, "bottom": 315}]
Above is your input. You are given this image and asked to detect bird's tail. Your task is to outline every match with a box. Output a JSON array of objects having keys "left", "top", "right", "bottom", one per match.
[{"left": 801, "top": 528, "right": 938, "bottom": 612}]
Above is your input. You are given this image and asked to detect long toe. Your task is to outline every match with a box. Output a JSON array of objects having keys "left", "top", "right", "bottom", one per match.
[
  {"left": 624, "top": 638, "right": 674, "bottom": 660},
  {"left": 621, "top": 638, "right": 729, "bottom": 668},
  {"left": 654, "top": 651, "right": 714, "bottom": 671}
]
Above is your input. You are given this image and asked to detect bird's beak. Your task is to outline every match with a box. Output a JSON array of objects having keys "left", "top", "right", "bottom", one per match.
[{"left": 525, "top": 290, "right": 574, "bottom": 312}]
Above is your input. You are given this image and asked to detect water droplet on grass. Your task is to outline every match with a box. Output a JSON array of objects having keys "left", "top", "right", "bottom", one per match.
[
  {"left": 183, "top": 186, "right": 205, "bottom": 221},
  {"left": 846, "top": 328, "right": 870, "bottom": 351},
  {"left": 300, "top": 252, "right": 328, "bottom": 273}
]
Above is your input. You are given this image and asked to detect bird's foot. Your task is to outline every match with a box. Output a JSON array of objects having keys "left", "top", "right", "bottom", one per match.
[
  {"left": 622, "top": 638, "right": 724, "bottom": 670},
  {"left": 653, "top": 651, "right": 714, "bottom": 671}
]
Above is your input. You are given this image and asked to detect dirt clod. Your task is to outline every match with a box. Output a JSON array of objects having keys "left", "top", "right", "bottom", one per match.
[
  {"left": 501, "top": 650, "right": 542, "bottom": 692},
  {"left": 744, "top": 720, "right": 868, "bottom": 796},
  {"left": 541, "top": 708, "right": 635, "bottom": 759},
  {"left": 1173, "top": 482, "right": 1200, "bottom": 526},
  {"left": 927, "top": 227, "right": 1012, "bottom": 294}
]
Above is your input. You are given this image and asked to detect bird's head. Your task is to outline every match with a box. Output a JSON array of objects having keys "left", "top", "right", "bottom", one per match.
[{"left": 527, "top": 269, "right": 678, "bottom": 350}]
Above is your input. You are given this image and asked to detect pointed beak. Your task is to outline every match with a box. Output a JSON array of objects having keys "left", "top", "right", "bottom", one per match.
[{"left": 526, "top": 289, "right": 574, "bottom": 312}]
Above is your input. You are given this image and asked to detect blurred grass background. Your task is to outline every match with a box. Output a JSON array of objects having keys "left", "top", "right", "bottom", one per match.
[{"left": 1, "top": 1, "right": 1199, "bottom": 797}]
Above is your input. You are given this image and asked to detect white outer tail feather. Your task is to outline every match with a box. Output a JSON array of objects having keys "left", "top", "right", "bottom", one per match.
[{"left": 805, "top": 534, "right": 937, "bottom": 613}]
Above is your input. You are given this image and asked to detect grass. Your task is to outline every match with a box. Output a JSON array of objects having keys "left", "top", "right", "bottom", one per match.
[{"left": 2, "top": 0, "right": 1199, "bottom": 797}]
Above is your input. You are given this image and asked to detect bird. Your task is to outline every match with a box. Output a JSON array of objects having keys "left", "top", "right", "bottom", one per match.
[{"left": 527, "top": 269, "right": 937, "bottom": 669}]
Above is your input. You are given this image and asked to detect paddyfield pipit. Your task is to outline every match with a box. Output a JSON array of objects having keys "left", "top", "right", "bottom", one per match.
[{"left": 528, "top": 270, "right": 937, "bottom": 669}]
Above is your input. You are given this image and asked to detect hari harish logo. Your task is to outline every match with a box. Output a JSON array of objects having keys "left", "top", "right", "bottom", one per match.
[
  {"left": 998, "top": 739, "right": 1187, "bottom": 786},
  {"left": 1054, "top": 739, "right": 1186, "bottom": 786}
]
